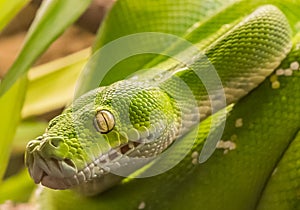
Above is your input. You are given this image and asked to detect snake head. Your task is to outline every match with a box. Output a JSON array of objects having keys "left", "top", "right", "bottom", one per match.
[{"left": 25, "top": 79, "right": 180, "bottom": 194}]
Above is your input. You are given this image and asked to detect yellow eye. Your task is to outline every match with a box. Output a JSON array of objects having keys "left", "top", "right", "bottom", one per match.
[{"left": 94, "top": 110, "right": 115, "bottom": 133}]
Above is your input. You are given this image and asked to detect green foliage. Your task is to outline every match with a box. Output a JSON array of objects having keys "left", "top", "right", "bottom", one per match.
[
  {"left": 0, "top": 77, "right": 27, "bottom": 183},
  {"left": 0, "top": 169, "right": 35, "bottom": 203},
  {"left": 0, "top": 0, "right": 30, "bottom": 184},
  {"left": 0, "top": 0, "right": 30, "bottom": 31},
  {"left": 0, "top": 0, "right": 92, "bottom": 202},
  {"left": 0, "top": 0, "right": 92, "bottom": 95},
  {"left": 22, "top": 49, "right": 89, "bottom": 118}
]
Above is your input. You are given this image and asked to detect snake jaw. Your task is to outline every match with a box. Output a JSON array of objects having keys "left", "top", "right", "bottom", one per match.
[
  {"left": 25, "top": 124, "right": 176, "bottom": 196},
  {"left": 25, "top": 133, "right": 146, "bottom": 191},
  {"left": 26, "top": 146, "right": 78, "bottom": 189}
]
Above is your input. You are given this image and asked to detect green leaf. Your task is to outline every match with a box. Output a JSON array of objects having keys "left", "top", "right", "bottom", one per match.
[
  {"left": 0, "top": 0, "right": 29, "bottom": 31},
  {"left": 0, "top": 76, "right": 27, "bottom": 183},
  {"left": 0, "top": 169, "right": 35, "bottom": 203},
  {"left": 22, "top": 49, "right": 90, "bottom": 118},
  {"left": 12, "top": 120, "right": 48, "bottom": 154},
  {"left": 0, "top": 0, "right": 92, "bottom": 96}
]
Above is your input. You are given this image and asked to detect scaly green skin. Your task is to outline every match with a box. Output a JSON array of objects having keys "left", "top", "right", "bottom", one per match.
[
  {"left": 21, "top": 0, "right": 300, "bottom": 209},
  {"left": 25, "top": 5, "right": 292, "bottom": 196},
  {"left": 256, "top": 45, "right": 300, "bottom": 210}
]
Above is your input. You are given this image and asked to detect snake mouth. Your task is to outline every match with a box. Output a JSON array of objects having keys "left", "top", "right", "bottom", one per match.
[
  {"left": 25, "top": 140, "right": 144, "bottom": 190},
  {"left": 26, "top": 151, "right": 80, "bottom": 190}
]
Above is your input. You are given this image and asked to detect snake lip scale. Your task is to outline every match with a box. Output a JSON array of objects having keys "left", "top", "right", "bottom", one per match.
[{"left": 26, "top": 138, "right": 143, "bottom": 190}]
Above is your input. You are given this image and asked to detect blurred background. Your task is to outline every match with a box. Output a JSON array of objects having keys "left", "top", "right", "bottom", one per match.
[{"left": 0, "top": 0, "right": 114, "bottom": 77}]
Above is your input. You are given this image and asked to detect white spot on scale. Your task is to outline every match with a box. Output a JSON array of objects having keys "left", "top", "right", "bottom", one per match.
[
  {"left": 284, "top": 69, "right": 293, "bottom": 76},
  {"left": 192, "top": 158, "right": 198, "bottom": 165},
  {"left": 191, "top": 151, "right": 199, "bottom": 165},
  {"left": 235, "top": 118, "right": 243, "bottom": 128},
  {"left": 216, "top": 140, "right": 237, "bottom": 154},
  {"left": 138, "top": 201, "right": 146, "bottom": 209},
  {"left": 290, "top": 61, "right": 299, "bottom": 70},
  {"left": 191, "top": 151, "right": 199, "bottom": 159},
  {"left": 275, "top": 69, "right": 284, "bottom": 76}
]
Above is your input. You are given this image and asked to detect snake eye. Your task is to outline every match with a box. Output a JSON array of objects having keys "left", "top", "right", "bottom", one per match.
[{"left": 94, "top": 110, "right": 115, "bottom": 134}]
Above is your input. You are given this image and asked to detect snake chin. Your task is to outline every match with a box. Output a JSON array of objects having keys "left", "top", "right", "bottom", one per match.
[
  {"left": 27, "top": 154, "right": 79, "bottom": 190},
  {"left": 26, "top": 140, "right": 146, "bottom": 191}
]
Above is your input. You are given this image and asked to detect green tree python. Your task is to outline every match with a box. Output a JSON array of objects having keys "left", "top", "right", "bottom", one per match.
[{"left": 24, "top": 1, "right": 300, "bottom": 210}]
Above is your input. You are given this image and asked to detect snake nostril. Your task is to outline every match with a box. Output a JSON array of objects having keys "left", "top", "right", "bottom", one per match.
[{"left": 49, "top": 138, "right": 63, "bottom": 148}]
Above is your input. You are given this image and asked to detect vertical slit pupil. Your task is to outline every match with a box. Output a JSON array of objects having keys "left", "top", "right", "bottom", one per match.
[{"left": 94, "top": 110, "right": 115, "bottom": 134}]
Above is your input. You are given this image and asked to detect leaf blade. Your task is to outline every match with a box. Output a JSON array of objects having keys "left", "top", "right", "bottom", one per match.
[
  {"left": 0, "top": 0, "right": 29, "bottom": 31},
  {"left": 22, "top": 48, "right": 90, "bottom": 118},
  {"left": 0, "top": 0, "right": 92, "bottom": 96},
  {"left": 0, "top": 76, "right": 27, "bottom": 183}
]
